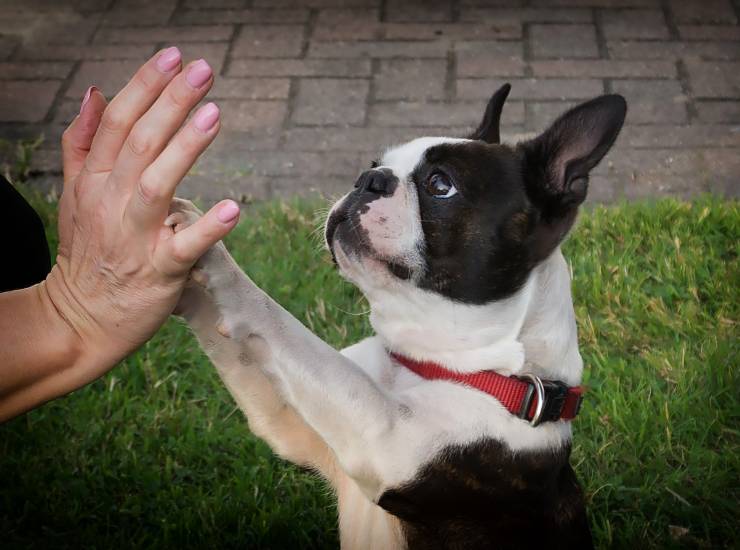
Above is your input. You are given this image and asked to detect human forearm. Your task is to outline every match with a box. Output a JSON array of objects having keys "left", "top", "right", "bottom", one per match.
[{"left": 0, "top": 271, "right": 87, "bottom": 422}]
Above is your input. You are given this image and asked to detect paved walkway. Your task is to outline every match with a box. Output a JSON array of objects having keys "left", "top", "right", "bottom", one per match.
[{"left": 0, "top": 0, "right": 738, "bottom": 205}]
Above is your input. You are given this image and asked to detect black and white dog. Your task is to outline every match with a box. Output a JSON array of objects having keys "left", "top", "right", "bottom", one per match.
[{"left": 170, "top": 84, "right": 626, "bottom": 549}]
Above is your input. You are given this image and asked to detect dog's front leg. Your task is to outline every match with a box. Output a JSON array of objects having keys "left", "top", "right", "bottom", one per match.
[{"left": 171, "top": 200, "right": 400, "bottom": 495}]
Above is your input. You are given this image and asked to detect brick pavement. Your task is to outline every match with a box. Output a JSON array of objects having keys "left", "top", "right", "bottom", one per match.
[{"left": 0, "top": 0, "right": 738, "bottom": 205}]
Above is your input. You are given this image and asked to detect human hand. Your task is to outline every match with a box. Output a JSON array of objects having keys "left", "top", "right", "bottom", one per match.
[{"left": 46, "top": 47, "right": 240, "bottom": 376}]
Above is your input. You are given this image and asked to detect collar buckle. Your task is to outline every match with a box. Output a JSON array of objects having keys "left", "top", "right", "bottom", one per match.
[{"left": 517, "top": 374, "right": 571, "bottom": 427}]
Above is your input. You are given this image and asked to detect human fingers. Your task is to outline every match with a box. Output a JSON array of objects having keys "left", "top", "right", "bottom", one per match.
[
  {"left": 61, "top": 86, "right": 107, "bottom": 187},
  {"left": 155, "top": 200, "right": 239, "bottom": 275},
  {"left": 125, "top": 102, "right": 220, "bottom": 230},
  {"left": 84, "top": 47, "right": 182, "bottom": 174},
  {"left": 112, "top": 58, "right": 213, "bottom": 191}
]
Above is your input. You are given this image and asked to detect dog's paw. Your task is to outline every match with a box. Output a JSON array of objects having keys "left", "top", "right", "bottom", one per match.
[{"left": 165, "top": 198, "right": 203, "bottom": 234}]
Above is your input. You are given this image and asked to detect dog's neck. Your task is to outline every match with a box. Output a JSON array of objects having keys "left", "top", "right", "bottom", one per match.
[{"left": 366, "top": 249, "right": 583, "bottom": 386}]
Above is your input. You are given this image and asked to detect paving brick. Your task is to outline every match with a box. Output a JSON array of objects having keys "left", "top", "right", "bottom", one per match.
[
  {"left": 254, "top": 0, "right": 378, "bottom": 6},
  {"left": 607, "top": 40, "right": 740, "bottom": 60},
  {"left": 0, "top": 62, "right": 74, "bottom": 80},
  {"left": 620, "top": 124, "right": 740, "bottom": 147},
  {"left": 231, "top": 25, "right": 304, "bottom": 58},
  {"left": 385, "top": 0, "right": 453, "bottom": 22},
  {"left": 531, "top": 0, "right": 659, "bottom": 6},
  {"left": 100, "top": 4, "right": 176, "bottom": 26},
  {"left": 383, "top": 22, "right": 522, "bottom": 40},
  {"left": 0, "top": 81, "right": 61, "bottom": 122},
  {"left": 610, "top": 79, "right": 688, "bottom": 123},
  {"left": 175, "top": 8, "right": 310, "bottom": 25},
  {"left": 210, "top": 78, "right": 291, "bottom": 100},
  {"left": 17, "top": 44, "right": 157, "bottom": 61},
  {"left": 292, "top": 78, "right": 369, "bottom": 125},
  {"left": 459, "top": 7, "right": 592, "bottom": 23},
  {"left": 375, "top": 59, "right": 447, "bottom": 100},
  {"left": 228, "top": 58, "right": 372, "bottom": 77},
  {"left": 601, "top": 9, "right": 669, "bottom": 39},
  {"left": 368, "top": 100, "right": 524, "bottom": 127},
  {"left": 530, "top": 24, "right": 599, "bottom": 59},
  {"left": 678, "top": 25, "right": 740, "bottom": 40},
  {"left": 66, "top": 59, "right": 141, "bottom": 98},
  {"left": 184, "top": 0, "right": 243, "bottom": 6},
  {"left": 95, "top": 25, "right": 233, "bottom": 44},
  {"left": 25, "top": 16, "right": 101, "bottom": 46},
  {"left": 695, "top": 100, "right": 740, "bottom": 123},
  {"left": 685, "top": 59, "right": 740, "bottom": 98},
  {"left": 217, "top": 100, "right": 288, "bottom": 130},
  {"left": 281, "top": 126, "right": 473, "bottom": 151},
  {"left": 455, "top": 41, "right": 525, "bottom": 77},
  {"left": 0, "top": 35, "right": 18, "bottom": 60},
  {"left": 269, "top": 176, "right": 353, "bottom": 200},
  {"left": 177, "top": 43, "right": 229, "bottom": 75},
  {"left": 309, "top": 40, "right": 449, "bottom": 58},
  {"left": 668, "top": 0, "right": 737, "bottom": 24},
  {"left": 458, "top": 78, "right": 603, "bottom": 101},
  {"left": 526, "top": 101, "right": 578, "bottom": 131},
  {"left": 249, "top": 151, "right": 364, "bottom": 177},
  {"left": 459, "top": 0, "right": 527, "bottom": 5},
  {"left": 313, "top": 9, "right": 381, "bottom": 41},
  {"left": 530, "top": 59, "right": 676, "bottom": 78}
]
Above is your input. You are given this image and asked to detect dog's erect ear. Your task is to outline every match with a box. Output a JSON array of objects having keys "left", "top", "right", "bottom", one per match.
[
  {"left": 520, "top": 95, "right": 626, "bottom": 263},
  {"left": 468, "top": 83, "right": 511, "bottom": 144},
  {"left": 522, "top": 94, "right": 627, "bottom": 210}
]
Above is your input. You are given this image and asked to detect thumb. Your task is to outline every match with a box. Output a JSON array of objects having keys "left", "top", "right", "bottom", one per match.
[
  {"left": 157, "top": 200, "right": 240, "bottom": 276},
  {"left": 61, "top": 86, "right": 107, "bottom": 186}
]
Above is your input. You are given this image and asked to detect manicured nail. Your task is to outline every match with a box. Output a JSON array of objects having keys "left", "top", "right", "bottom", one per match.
[
  {"left": 80, "top": 85, "right": 97, "bottom": 115},
  {"left": 156, "top": 46, "right": 181, "bottom": 73},
  {"left": 193, "top": 102, "right": 220, "bottom": 132},
  {"left": 186, "top": 59, "right": 212, "bottom": 88},
  {"left": 217, "top": 200, "right": 240, "bottom": 224}
]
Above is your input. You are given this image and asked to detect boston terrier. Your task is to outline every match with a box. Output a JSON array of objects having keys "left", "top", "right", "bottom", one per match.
[{"left": 170, "top": 84, "right": 626, "bottom": 549}]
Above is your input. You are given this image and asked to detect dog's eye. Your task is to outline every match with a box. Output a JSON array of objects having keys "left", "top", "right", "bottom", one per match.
[{"left": 426, "top": 173, "right": 457, "bottom": 199}]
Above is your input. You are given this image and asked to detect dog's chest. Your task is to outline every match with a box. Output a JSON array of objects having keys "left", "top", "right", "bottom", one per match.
[{"left": 339, "top": 338, "right": 591, "bottom": 548}]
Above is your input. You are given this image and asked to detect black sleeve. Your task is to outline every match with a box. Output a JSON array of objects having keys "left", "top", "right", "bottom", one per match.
[{"left": 0, "top": 176, "right": 52, "bottom": 292}]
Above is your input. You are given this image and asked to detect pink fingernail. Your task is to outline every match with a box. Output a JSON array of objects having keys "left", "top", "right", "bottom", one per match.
[
  {"left": 217, "top": 200, "right": 240, "bottom": 224},
  {"left": 79, "top": 85, "right": 97, "bottom": 114},
  {"left": 156, "top": 46, "right": 181, "bottom": 73},
  {"left": 194, "top": 102, "right": 220, "bottom": 132},
  {"left": 186, "top": 59, "right": 212, "bottom": 88}
]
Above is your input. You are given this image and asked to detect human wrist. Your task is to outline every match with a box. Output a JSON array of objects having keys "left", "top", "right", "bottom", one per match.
[{"left": 35, "top": 267, "right": 87, "bottom": 372}]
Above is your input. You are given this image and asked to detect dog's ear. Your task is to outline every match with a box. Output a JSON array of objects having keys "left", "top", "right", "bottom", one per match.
[
  {"left": 521, "top": 94, "right": 627, "bottom": 211},
  {"left": 468, "top": 83, "right": 511, "bottom": 144},
  {"left": 520, "top": 95, "right": 626, "bottom": 263}
]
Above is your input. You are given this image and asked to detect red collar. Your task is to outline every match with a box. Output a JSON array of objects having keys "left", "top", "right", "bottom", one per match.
[{"left": 390, "top": 352, "right": 584, "bottom": 426}]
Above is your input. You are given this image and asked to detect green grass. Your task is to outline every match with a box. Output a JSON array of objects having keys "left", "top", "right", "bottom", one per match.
[{"left": 1, "top": 185, "right": 737, "bottom": 549}]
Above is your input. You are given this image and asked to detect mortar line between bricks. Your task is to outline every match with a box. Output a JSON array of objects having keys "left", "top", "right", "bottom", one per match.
[
  {"left": 43, "top": 60, "right": 82, "bottom": 127},
  {"left": 451, "top": 0, "right": 461, "bottom": 23},
  {"left": 364, "top": 58, "right": 380, "bottom": 127},
  {"left": 169, "top": 0, "right": 187, "bottom": 26},
  {"left": 379, "top": 0, "right": 388, "bottom": 23},
  {"left": 444, "top": 48, "right": 456, "bottom": 103},
  {"left": 521, "top": 22, "right": 533, "bottom": 78},
  {"left": 593, "top": 8, "right": 609, "bottom": 60},
  {"left": 301, "top": 9, "right": 318, "bottom": 59},
  {"left": 220, "top": 25, "right": 241, "bottom": 78},
  {"left": 660, "top": 0, "right": 681, "bottom": 41},
  {"left": 279, "top": 77, "right": 301, "bottom": 145},
  {"left": 675, "top": 60, "right": 698, "bottom": 123}
]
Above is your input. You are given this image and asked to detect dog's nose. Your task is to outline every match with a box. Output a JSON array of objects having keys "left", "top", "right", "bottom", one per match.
[{"left": 354, "top": 169, "right": 394, "bottom": 196}]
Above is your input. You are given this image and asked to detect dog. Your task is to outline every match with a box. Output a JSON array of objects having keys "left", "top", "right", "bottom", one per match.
[{"left": 169, "top": 84, "right": 626, "bottom": 549}]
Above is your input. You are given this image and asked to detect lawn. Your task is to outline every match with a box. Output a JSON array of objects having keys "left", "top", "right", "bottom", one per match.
[{"left": 1, "top": 184, "right": 738, "bottom": 548}]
